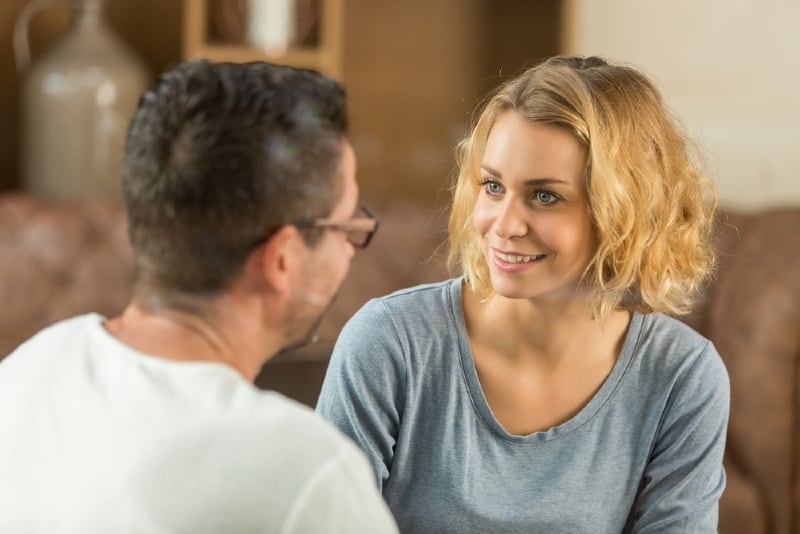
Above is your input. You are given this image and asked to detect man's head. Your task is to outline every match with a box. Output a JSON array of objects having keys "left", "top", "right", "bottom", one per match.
[{"left": 123, "top": 60, "right": 349, "bottom": 302}]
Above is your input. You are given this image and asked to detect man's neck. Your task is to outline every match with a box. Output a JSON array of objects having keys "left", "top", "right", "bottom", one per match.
[{"left": 104, "top": 298, "right": 278, "bottom": 382}]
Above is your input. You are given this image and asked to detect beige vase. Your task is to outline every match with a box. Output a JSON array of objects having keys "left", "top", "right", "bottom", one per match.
[{"left": 15, "top": 0, "right": 150, "bottom": 199}]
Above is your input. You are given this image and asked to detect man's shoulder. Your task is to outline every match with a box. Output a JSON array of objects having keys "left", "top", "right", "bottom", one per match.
[
  {"left": 18, "top": 313, "right": 102, "bottom": 345},
  {"left": 1, "top": 313, "right": 101, "bottom": 369},
  {"left": 215, "top": 392, "right": 373, "bottom": 493},
  {"left": 232, "top": 390, "right": 358, "bottom": 451}
]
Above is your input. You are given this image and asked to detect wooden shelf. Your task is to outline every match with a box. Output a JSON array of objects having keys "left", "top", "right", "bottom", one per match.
[{"left": 182, "top": 0, "right": 344, "bottom": 79}]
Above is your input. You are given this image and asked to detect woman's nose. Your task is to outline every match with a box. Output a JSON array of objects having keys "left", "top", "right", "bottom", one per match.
[{"left": 492, "top": 199, "right": 528, "bottom": 239}]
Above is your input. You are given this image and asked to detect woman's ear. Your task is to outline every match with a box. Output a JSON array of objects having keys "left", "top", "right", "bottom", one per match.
[{"left": 252, "top": 225, "right": 304, "bottom": 298}]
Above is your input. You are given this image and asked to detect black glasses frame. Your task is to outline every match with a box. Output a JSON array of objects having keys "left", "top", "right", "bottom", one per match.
[{"left": 295, "top": 205, "right": 380, "bottom": 248}]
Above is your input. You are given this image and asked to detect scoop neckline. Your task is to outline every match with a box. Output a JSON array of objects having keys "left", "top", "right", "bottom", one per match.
[{"left": 448, "top": 278, "right": 644, "bottom": 445}]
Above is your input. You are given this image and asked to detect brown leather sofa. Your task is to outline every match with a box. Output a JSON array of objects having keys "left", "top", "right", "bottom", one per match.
[
  {"left": 680, "top": 208, "right": 800, "bottom": 534},
  {"left": 1, "top": 192, "right": 798, "bottom": 533}
]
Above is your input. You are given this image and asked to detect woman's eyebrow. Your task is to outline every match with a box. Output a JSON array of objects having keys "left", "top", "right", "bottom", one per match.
[
  {"left": 524, "top": 178, "right": 569, "bottom": 187},
  {"left": 482, "top": 164, "right": 568, "bottom": 187},
  {"left": 480, "top": 164, "right": 501, "bottom": 177},
  {"left": 481, "top": 164, "right": 568, "bottom": 185}
]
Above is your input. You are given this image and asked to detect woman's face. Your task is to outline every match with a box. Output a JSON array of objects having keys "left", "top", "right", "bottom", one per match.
[{"left": 473, "top": 111, "right": 595, "bottom": 302}]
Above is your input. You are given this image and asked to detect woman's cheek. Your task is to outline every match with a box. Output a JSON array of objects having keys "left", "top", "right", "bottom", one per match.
[{"left": 471, "top": 201, "right": 494, "bottom": 234}]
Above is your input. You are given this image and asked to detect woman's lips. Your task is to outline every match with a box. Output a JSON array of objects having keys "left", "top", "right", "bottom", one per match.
[{"left": 492, "top": 250, "right": 546, "bottom": 272}]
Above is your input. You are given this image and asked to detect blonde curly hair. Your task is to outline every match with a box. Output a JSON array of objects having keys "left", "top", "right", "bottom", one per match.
[{"left": 448, "top": 55, "right": 718, "bottom": 319}]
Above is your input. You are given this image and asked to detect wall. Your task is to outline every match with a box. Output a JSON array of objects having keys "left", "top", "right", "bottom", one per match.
[
  {"left": 344, "top": 0, "right": 561, "bottom": 206},
  {"left": 563, "top": 0, "right": 800, "bottom": 211}
]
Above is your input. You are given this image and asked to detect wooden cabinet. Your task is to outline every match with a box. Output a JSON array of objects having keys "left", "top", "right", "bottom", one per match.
[{"left": 181, "top": 0, "right": 344, "bottom": 79}]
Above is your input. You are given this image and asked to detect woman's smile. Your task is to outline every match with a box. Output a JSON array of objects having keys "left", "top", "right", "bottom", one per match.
[{"left": 492, "top": 249, "right": 547, "bottom": 273}]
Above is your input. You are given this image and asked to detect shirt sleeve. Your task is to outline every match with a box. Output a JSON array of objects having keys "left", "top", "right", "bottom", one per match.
[
  {"left": 280, "top": 441, "right": 399, "bottom": 534},
  {"left": 632, "top": 340, "right": 730, "bottom": 533},
  {"left": 316, "top": 298, "right": 407, "bottom": 490}
]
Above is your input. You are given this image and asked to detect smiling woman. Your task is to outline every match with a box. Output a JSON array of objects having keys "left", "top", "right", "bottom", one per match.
[
  {"left": 471, "top": 114, "right": 594, "bottom": 302},
  {"left": 317, "top": 55, "right": 728, "bottom": 534}
]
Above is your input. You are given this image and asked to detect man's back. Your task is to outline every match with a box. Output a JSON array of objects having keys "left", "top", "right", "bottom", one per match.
[{"left": 0, "top": 314, "right": 396, "bottom": 533}]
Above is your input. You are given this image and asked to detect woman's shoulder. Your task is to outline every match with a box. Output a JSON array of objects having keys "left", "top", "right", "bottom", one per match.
[
  {"left": 639, "top": 312, "right": 709, "bottom": 346},
  {"left": 337, "top": 278, "right": 463, "bottom": 354},
  {"left": 380, "top": 277, "right": 460, "bottom": 302},
  {"left": 633, "top": 312, "right": 728, "bottom": 389},
  {"left": 357, "top": 278, "right": 461, "bottom": 319}
]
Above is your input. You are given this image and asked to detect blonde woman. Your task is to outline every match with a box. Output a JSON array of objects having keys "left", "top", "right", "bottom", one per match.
[{"left": 317, "top": 55, "right": 728, "bottom": 533}]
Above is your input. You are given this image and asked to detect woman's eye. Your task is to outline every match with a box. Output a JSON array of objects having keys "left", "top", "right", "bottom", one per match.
[
  {"left": 479, "top": 179, "right": 503, "bottom": 195},
  {"left": 535, "top": 190, "right": 558, "bottom": 205}
]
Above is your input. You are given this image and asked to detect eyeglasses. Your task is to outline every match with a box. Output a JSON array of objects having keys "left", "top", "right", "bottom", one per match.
[{"left": 296, "top": 205, "right": 380, "bottom": 249}]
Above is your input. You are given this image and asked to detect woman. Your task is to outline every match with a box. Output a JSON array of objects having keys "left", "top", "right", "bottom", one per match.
[{"left": 316, "top": 55, "right": 729, "bottom": 533}]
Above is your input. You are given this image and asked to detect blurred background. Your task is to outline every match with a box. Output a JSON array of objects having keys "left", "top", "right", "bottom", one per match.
[{"left": 2, "top": 0, "right": 796, "bottom": 211}]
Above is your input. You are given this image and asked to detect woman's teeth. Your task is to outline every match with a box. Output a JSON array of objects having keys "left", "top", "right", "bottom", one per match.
[{"left": 496, "top": 252, "right": 543, "bottom": 264}]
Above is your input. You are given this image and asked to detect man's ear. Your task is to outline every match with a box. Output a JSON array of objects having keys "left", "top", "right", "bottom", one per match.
[{"left": 253, "top": 225, "right": 305, "bottom": 297}]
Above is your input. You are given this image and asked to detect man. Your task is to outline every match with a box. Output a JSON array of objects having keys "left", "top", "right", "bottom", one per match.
[{"left": 0, "top": 60, "right": 397, "bottom": 533}]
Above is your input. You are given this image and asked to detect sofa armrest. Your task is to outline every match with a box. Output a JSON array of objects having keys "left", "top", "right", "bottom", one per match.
[{"left": 684, "top": 208, "right": 800, "bottom": 534}]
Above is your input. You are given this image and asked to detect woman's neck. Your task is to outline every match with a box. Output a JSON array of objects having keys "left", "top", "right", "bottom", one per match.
[{"left": 462, "top": 284, "right": 631, "bottom": 368}]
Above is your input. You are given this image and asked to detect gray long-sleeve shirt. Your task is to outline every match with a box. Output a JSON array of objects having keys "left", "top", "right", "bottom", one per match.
[{"left": 317, "top": 278, "right": 729, "bottom": 533}]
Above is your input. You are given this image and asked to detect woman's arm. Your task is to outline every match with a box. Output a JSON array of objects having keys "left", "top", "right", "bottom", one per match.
[
  {"left": 316, "top": 298, "right": 407, "bottom": 490},
  {"left": 632, "top": 340, "right": 730, "bottom": 532}
]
